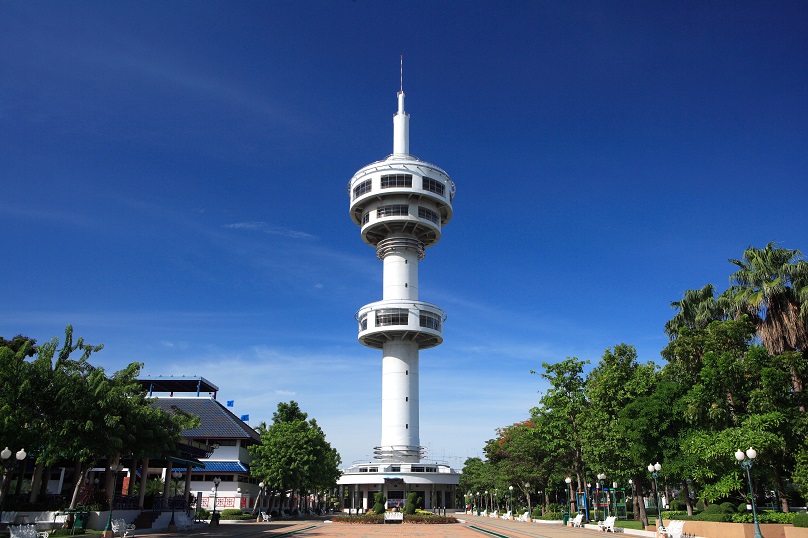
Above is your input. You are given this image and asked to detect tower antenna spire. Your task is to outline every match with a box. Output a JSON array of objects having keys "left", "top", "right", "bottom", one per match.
[{"left": 400, "top": 54, "right": 403, "bottom": 92}]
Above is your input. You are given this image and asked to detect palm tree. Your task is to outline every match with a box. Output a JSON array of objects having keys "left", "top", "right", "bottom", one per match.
[
  {"left": 724, "top": 242, "right": 808, "bottom": 406},
  {"left": 664, "top": 284, "right": 726, "bottom": 339}
]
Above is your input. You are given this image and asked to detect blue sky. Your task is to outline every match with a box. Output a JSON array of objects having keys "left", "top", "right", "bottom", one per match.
[{"left": 2, "top": 1, "right": 807, "bottom": 469}]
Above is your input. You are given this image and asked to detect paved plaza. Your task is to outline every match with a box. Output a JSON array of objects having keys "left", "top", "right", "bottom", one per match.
[{"left": 138, "top": 515, "right": 603, "bottom": 538}]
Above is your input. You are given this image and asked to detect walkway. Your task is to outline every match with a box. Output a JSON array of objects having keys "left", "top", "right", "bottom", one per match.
[{"left": 137, "top": 515, "right": 611, "bottom": 538}]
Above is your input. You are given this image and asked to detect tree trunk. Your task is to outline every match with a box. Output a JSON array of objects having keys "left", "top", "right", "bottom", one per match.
[
  {"left": 635, "top": 475, "right": 648, "bottom": 527},
  {"left": 775, "top": 467, "right": 790, "bottom": 512},
  {"left": 29, "top": 462, "right": 44, "bottom": 503},
  {"left": 69, "top": 462, "right": 90, "bottom": 509},
  {"left": 14, "top": 459, "right": 26, "bottom": 495},
  {"left": 681, "top": 481, "right": 694, "bottom": 516},
  {"left": 0, "top": 468, "right": 11, "bottom": 515},
  {"left": 137, "top": 457, "right": 149, "bottom": 510}
]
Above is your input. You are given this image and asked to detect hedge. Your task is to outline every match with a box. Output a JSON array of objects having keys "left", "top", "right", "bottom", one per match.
[
  {"left": 793, "top": 514, "right": 808, "bottom": 527},
  {"left": 331, "top": 513, "right": 458, "bottom": 524}
]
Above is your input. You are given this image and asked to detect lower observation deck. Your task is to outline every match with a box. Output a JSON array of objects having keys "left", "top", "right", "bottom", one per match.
[{"left": 355, "top": 300, "right": 446, "bottom": 350}]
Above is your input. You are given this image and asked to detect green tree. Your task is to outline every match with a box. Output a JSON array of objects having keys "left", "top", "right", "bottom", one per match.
[
  {"left": 665, "top": 284, "right": 724, "bottom": 339},
  {"left": 485, "top": 420, "right": 549, "bottom": 516},
  {"left": 724, "top": 242, "right": 808, "bottom": 408},
  {"left": 249, "top": 401, "right": 341, "bottom": 513},
  {"left": 665, "top": 319, "right": 803, "bottom": 511},
  {"left": 530, "top": 358, "right": 589, "bottom": 496},
  {"left": 582, "top": 344, "right": 659, "bottom": 524}
]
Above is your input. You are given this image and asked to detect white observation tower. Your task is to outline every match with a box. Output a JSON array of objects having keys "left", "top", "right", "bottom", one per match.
[{"left": 337, "top": 66, "right": 460, "bottom": 512}]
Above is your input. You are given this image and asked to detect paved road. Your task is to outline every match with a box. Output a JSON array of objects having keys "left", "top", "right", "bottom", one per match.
[{"left": 139, "top": 515, "right": 603, "bottom": 538}]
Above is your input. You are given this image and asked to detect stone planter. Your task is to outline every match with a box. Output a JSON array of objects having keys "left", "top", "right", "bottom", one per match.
[
  {"left": 662, "top": 519, "right": 790, "bottom": 538},
  {"left": 784, "top": 527, "right": 808, "bottom": 538}
]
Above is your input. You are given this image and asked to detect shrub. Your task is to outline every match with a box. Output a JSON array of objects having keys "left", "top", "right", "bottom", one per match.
[
  {"left": 754, "top": 512, "right": 794, "bottom": 524},
  {"left": 403, "top": 492, "right": 418, "bottom": 515},
  {"left": 695, "top": 500, "right": 706, "bottom": 511},
  {"left": 401, "top": 514, "right": 458, "bottom": 524},
  {"left": 532, "top": 506, "right": 542, "bottom": 519},
  {"left": 195, "top": 508, "right": 210, "bottom": 520},
  {"left": 661, "top": 511, "right": 689, "bottom": 519},
  {"left": 332, "top": 514, "right": 383, "bottom": 524},
  {"left": 220, "top": 509, "right": 243, "bottom": 517},
  {"left": 694, "top": 513, "right": 733, "bottom": 522},
  {"left": 670, "top": 499, "right": 687, "bottom": 511},
  {"left": 719, "top": 502, "right": 737, "bottom": 513},
  {"left": 372, "top": 492, "right": 386, "bottom": 515},
  {"left": 703, "top": 504, "right": 723, "bottom": 514},
  {"left": 539, "top": 511, "right": 563, "bottom": 520},
  {"left": 219, "top": 508, "right": 254, "bottom": 520},
  {"left": 737, "top": 502, "right": 748, "bottom": 513},
  {"left": 793, "top": 513, "right": 808, "bottom": 527}
]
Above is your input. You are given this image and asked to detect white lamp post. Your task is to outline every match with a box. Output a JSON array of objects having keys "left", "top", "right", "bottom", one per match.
[
  {"left": 210, "top": 477, "right": 221, "bottom": 525},
  {"left": 509, "top": 485, "right": 514, "bottom": 518},
  {"left": 102, "top": 463, "right": 124, "bottom": 538},
  {"left": 525, "top": 482, "right": 531, "bottom": 520},
  {"left": 736, "top": 448, "right": 763, "bottom": 538},
  {"left": 0, "top": 447, "right": 26, "bottom": 523},
  {"left": 168, "top": 470, "right": 182, "bottom": 530},
  {"left": 565, "top": 476, "right": 574, "bottom": 517},
  {"left": 647, "top": 462, "right": 662, "bottom": 528},
  {"left": 597, "top": 473, "right": 607, "bottom": 518},
  {"left": 256, "top": 481, "right": 265, "bottom": 521}
]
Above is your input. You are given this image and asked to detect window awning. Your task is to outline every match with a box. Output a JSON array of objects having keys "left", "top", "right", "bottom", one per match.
[{"left": 172, "top": 461, "right": 247, "bottom": 473}]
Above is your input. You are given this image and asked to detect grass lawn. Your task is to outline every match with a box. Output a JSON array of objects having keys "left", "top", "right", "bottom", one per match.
[{"left": 618, "top": 518, "right": 656, "bottom": 530}]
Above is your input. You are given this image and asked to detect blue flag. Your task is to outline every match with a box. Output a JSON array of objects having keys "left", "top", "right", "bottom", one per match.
[
  {"left": 226, "top": 400, "right": 234, "bottom": 407},
  {"left": 240, "top": 414, "right": 250, "bottom": 421}
]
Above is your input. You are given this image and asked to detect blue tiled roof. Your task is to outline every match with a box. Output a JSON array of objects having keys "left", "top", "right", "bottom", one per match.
[
  {"left": 173, "top": 461, "right": 249, "bottom": 473},
  {"left": 151, "top": 397, "right": 260, "bottom": 443}
]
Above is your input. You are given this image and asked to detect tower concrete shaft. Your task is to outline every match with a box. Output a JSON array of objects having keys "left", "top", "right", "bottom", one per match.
[{"left": 348, "top": 87, "right": 455, "bottom": 463}]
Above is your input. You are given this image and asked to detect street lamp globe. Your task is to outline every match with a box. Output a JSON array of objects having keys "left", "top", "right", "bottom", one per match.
[
  {"left": 647, "top": 463, "right": 654, "bottom": 472},
  {"left": 746, "top": 448, "right": 757, "bottom": 460},
  {"left": 565, "top": 476, "right": 572, "bottom": 485},
  {"left": 654, "top": 462, "right": 662, "bottom": 472},
  {"left": 1, "top": 448, "right": 26, "bottom": 461}
]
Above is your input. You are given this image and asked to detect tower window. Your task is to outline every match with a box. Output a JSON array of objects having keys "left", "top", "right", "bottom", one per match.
[
  {"left": 420, "top": 312, "right": 441, "bottom": 331},
  {"left": 376, "top": 308, "right": 408, "bottom": 326},
  {"left": 377, "top": 204, "right": 408, "bottom": 218},
  {"left": 422, "top": 177, "right": 445, "bottom": 197},
  {"left": 381, "top": 174, "right": 412, "bottom": 188},
  {"left": 353, "top": 179, "right": 372, "bottom": 199},
  {"left": 362, "top": 212, "right": 370, "bottom": 224},
  {"left": 418, "top": 206, "right": 439, "bottom": 225}
]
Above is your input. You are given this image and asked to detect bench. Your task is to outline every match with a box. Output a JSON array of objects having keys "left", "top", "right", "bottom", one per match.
[
  {"left": 174, "top": 513, "right": 193, "bottom": 531},
  {"left": 517, "top": 511, "right": 530, "bottom": 521},
  {"left": 260, "top": 511, "right": 272, "bottom": 522},
  {"left": 111, "top": 519, "right": 135, "bottom": 538},
  {"left": 570, "top": 513, "right": 584, "bottom": 527},
  {"left": 1, "top": 512, "right": 18, "bottom": 525},
  {"left": 383, "top": 512, "right": 403, "bottom": 524},
  {"left": 9, "top": 525, "right": 48, "bottom": 538},
  {"left": 34, "top": 513, "right": 67, "bottom": 532},
  {"left": 598, "top": 516, "right": 617, "bottom": 532},
  {"left": 659, "top": 520, "right": 685, "bottom": 538}
]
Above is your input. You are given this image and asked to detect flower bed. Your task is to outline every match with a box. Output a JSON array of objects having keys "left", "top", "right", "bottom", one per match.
[{"left": 331, "top": 513, "right": 458, "bottom": 524}]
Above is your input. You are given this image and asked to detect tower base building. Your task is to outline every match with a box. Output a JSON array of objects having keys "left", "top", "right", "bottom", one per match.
[{"left": 336, "top": 76, "right": 460, "bottom": 512}]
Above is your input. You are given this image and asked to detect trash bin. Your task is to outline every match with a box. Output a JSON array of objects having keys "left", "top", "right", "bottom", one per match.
[
  {"left": 74, "top": 510, "right": 89, "bottom": 532},
  {"left": 563, "top": 513, "right": 570, "bottom": 525}
]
